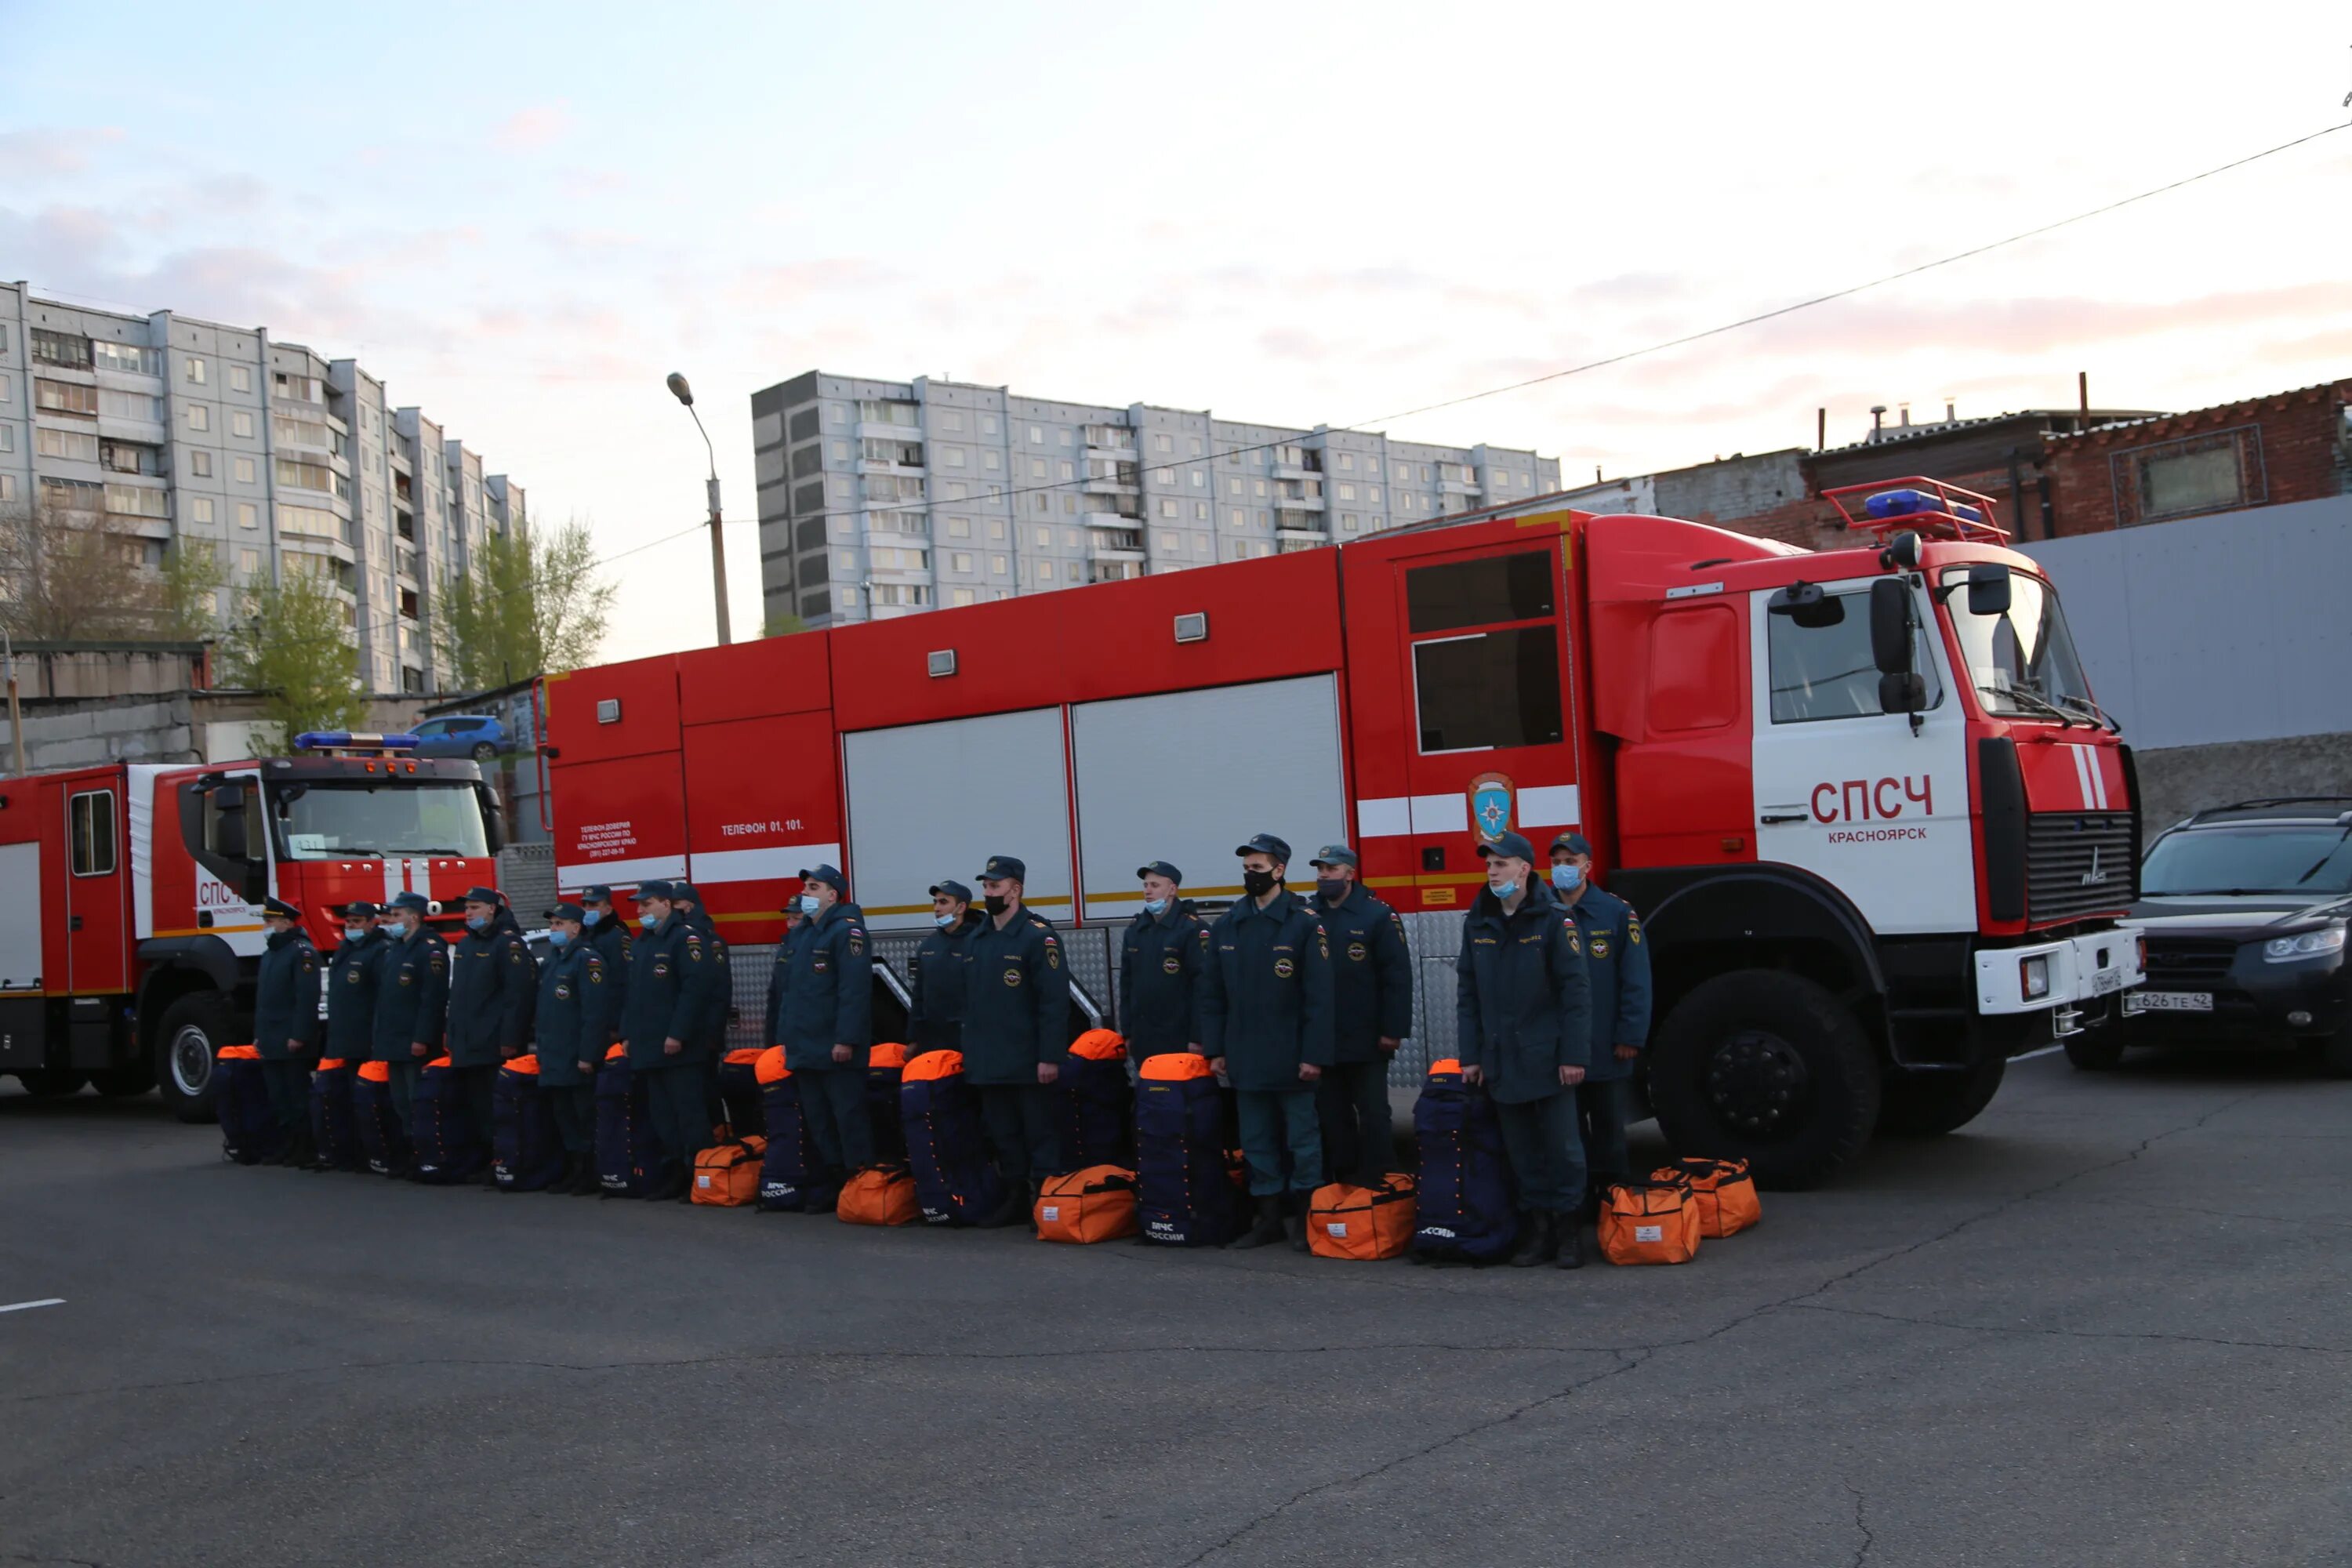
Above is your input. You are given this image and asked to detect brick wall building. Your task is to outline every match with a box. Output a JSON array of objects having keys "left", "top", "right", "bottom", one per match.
[{"left": 2041, "top": 379, "right": 2352, "bottom": 535}]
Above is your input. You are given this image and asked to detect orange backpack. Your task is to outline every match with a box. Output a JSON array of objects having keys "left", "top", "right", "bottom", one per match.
[
  {"left": 1597, "top": 1178, "right": 1704, "bottom": 1266},
  {"left": 1035, "top": 1165, "right": 1140, "bottom": 1244},
  {"left": 691, "top": 1136, "right": 769, "bottom": 1207},
  {"left": 1308, "top": 1174, "right": 1418, "bottom": 1261},
  {"left": 837, "top": 1163, "right": 921, "bottom": 1226},
  {"left": 1653, "top": 1157, "right": 1760, "bottom": 1239}
]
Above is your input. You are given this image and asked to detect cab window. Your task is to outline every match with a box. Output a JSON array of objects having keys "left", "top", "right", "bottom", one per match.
[
  {"left": 1767, "top": 586, "right": 1942, "bottom": 724},
  {"left": 70, "top": 789, "right": 116, "bottom": 876}
]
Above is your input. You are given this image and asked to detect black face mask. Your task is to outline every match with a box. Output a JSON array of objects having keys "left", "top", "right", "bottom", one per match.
[
  {"left": 1242, "top": 868, "right": 1279, "bottom": 898},
  {"left": 983, "top": 894, "right": 1011, "bottom": 917}
]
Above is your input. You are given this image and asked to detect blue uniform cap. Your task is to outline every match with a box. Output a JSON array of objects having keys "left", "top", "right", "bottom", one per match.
[
  {"left": 461, "top": 885, "right": 502, "bottom": 908},
  {"left": 1308, "top": 844, "right": 1359, "bottom": 869},
  {"left": 389, "top": 891, "right": 432, "bottom": 913},
  {"left": 928, "top": 879, "right": 974, "bottom": 902},
  {"left": 262, "top": 896, "right": 303, "bottom": 920},
  {"left": 1476, "top": 830, "right": 1538, "bottom": 862},
  {"left": 1134, "top": 860, "right": 1182, "bottom": 884},
  {"left": 339, "top": 900, "right": 381, "bottom": 919},
  {"left": 976, "top": 855, "right": 1026, "bottom": 884},
  {"left": 579, "top": 884, "right": 615, "bottom": 905},
  {"left": 1551, "top": 832, "right": 1593, "bottom": 857},
  {"left": 635, "top": 880, "right": 674, "bottom": 902},
  {"left": 547, "top": 902, "right": 586, "bottom": 923},
  {"left": 799, "top": 864, "right": 848, "bottom": 895},
  {"left": 1235, "top": 833, "right": 1291, "bottom": 863},
  {"left": 667, "top": 881, "right": 703, "bottom": 906}
]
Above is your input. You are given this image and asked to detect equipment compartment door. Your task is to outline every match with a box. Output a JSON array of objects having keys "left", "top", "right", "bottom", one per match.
[{"left": 64, "top": 785, "right": 129, "bottom": 993}]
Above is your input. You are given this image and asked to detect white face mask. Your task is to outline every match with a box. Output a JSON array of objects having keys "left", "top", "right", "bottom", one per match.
[
  {"left": 345, "top": 924, "right": 368, "bottom": 942},
  {"left": 1487, "top": 870, "right": 1520, "bottom": 898}
]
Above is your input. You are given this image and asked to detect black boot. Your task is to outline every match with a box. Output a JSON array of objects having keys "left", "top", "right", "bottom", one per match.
[
  {"left": 1226, "top": 1196, "right": 1287, "bottom": 1250},
  {"left": 1285, "top": 1192, "right": 1312, "bottom": 1253},
  {"left": 1025, "top": 1178, "right": 1046, "bottom": 1236},
  {"left": 1555, "top": 1213, "right": 1585, "bottom": 1270},
  {"left": 973, "top": 1178, "right": 1026, "bottom": 1230},
  {"left": 570, "top": 1155, "right": 599, "bottom": 1196},
  {"left": 1509, "top": 1211, "right": 1555, "bottom": 1268}
]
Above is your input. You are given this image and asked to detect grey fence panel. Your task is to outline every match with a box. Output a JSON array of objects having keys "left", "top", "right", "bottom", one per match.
[
  {"left": 725, "top": 942, "right": 775, "bottom": 1053},
  {"left": 1393, "top": 911, "right": 1465, "bottom": 1088},
  {"left": 497, "top": 843, "right": 556, "bottom": 925}
]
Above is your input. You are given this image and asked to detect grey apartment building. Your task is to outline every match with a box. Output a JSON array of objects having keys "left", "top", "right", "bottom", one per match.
[
  {"left": 750, "top": 372, "right": 1560, "bottom": 628},
  {"left": 0, "top": 281, "right": 524, "bottom": 694}
]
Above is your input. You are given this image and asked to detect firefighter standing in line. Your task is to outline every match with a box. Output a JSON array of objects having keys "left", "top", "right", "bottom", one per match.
[
  {"left": 1455, "top": 830, "right": 1595, "bottom": 1269},
  {"left": 316, "top": 900, "right": 388, "bottom": 1172},
  {"left": 1307, "top": 844, "right": 1412, "bottom": 1185},
  {"left": 445, "top": 887, "right": 536, "bottom": 1185},
  {"left": 770, "top": 864, "right": 873, "bottom": 1209},
  {"left": 535, "top": 902, "right": 610, "bottom": 1196},
  {"left": 668, "top": 881, "right": 731, "bottom": 1123},
  {"left": 620, "top": 880, "right": 720, "bottom": 1202},
  {"left": 252, "top": 896, "right": 323, "bottom": 1167},
  {"left": 579, "top": 884, "right": 632, "bottom": 1037},
  {"left": 1199, "top": 833, "right": 1334, "bottom": 1252},
  {"left": 956, "top": 855, "right": 1069, "bottom": 1229},
  {"left": 909, "top": 879, "right": 982, "bottom": 1053},
  {"left": 1116, "top": 861, "right": 1208, "bottom": 1065},
  {"left": 372, "top": 891, "right": 448, "bottom": 1142},
  {"left": 1550, "top": 833, "right": 1652, "bottom": 1206}
]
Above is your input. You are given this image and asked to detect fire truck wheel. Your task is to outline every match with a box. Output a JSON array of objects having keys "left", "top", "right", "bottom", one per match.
[
  {"left": 14, "top": 1069, "right": 89, "bottom": 1098},
  {"left": 1648, "top": 969, "right": 1880, "bottom": 1191},
  {"left": 2062, "top": 1033, "right": 2125, "bottom": 1071},
  {"left": 155, "top": 993, "right": 232, "bottom": 1123},
  {"left": 1877, "top": 1053, "right": 2007, "bottom": 1138}
]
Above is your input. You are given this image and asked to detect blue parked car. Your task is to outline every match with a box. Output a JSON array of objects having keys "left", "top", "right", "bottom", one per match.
[{"left": 409, "top": 713, "right": 510, "bottom": 761}]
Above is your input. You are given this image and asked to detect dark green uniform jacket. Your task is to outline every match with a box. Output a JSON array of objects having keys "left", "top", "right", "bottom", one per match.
[
  {"left": 1198, "top": 892, "right": 1335, "bottom": 1092},
  {"left": 445, "top": 911, "right": 536, "bottom": 1067},
  {"left": 372, "top": 924, "right": 449, "bottom": 1062},
  {"left": 622, "top": 913, "right": 719, "bottom": 1069},
  {"left": 324, "top": 927, "right": 386, "bottom": 1059},
  {"left": 1563, "top": 885, "right": 1653, "bottom": 1083},
  {"left": 586, "top": 914, "right": 631, "bottom": 1042},
  {"left": 909, "top": 909, "right": 984, "bottom": 1051},
  {"left": 1454, "top": 880, "right": 1592, "bottom": 1104},
  {"left": 956, "top": 907, "right": 1069, "bottom": 1087},
  {"left": 534, "top": 938, "right": 610, "bottom": 1087},
  {"left": 771, "top": 902, "right": 873, "bottom": 1072},
  {"left": 1117, "top": 902, "right": 1208, "bottom": 1060},
  {"left": 252, "top": 927, "right": 322, "bottom": 1061},
  {"left": 1316, "top": 887, "right": 1413, "bottom": 1062}
]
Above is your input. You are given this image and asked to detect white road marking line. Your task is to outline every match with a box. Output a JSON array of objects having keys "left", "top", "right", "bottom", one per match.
[
  {"left": 2015, "top": 1044, "right": 2063, "bottom": 1061},
  {"left": 0, "top": 1298, "right": 65, "bottom": 1314}
]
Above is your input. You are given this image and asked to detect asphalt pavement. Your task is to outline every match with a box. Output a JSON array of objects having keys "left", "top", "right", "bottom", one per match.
[{"left": 4, "top": 1046, "right": 2349, "bottom": 1568}]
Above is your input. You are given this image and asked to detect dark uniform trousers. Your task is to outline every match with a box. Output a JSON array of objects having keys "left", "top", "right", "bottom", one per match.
[
  {"left": 1495, "top": 1092, "right": 1583, "bottom": 1214},
  {"left": 550, "top": 1083, "right": 595, "bottom": 1154},
  {"left": 1315, "top": 1062, "right": 1392, "bottom": 1185},
  {"left": 1237, "top": 1089, "right": 1323, "bottom": 1197},
  {"left": 800, "top": 1065, "right": 872, "bottom": 1176},
  {"left": 388, "top": 1058, "right": 422, "bottom": 1131},
  {"left": 978, "top": 1083, "right": 1060, "bottom": 1189},
  {"left": 262, "top": 1061, "right": 309, "bottom": 1139},
  {"left": 452, "top": 1065, "right": 496, "bottom": 1152},
  {"left": 1577, "top": 1080, "right": 1630, "bottom": 1196},
  {"left": 644, "top": 1060, "right": 710, "bottom": 1171}
]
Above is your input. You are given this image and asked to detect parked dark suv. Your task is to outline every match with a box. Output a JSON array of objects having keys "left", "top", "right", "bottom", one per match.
[{"left": 2096, "top": 798, "right": 2352, "bottom": 1074}]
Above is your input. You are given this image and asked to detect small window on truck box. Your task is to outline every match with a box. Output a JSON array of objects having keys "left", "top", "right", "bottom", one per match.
[
  {"left": 1414, "top": 627, "right": 1565, "bottom": 753},
  {"left": 70, "top": 789, "right": 116, "bottom": 877}
]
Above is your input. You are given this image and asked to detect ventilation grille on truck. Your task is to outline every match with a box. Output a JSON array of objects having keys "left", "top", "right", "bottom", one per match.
[{"left": 2024, "top": 812, "right": 2137, "bottom": 925}]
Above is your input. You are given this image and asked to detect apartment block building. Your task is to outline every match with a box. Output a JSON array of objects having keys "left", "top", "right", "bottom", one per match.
[
  {"left": 749, "top": 371, "right": 1560, "bottom": 628},
  {"left": 0, "top": 281, "right": 526, "bottom": 694}
]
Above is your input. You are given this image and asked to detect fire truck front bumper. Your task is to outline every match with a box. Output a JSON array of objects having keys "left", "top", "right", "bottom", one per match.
[{"left": 1975, "top": 929, "right": 2146, "bottom": 1017}]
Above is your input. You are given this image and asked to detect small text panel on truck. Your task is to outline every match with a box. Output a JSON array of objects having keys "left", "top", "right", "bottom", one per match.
[
  {"left": 0, "top": 732, "right": 503, "bottom": 1120},
  {"left": 546, "top": 475, "right": 2142, "bottom": 1187}
]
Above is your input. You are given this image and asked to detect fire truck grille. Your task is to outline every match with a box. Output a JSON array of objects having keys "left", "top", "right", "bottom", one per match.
[{"left": 2025, "top": 812, "right": 2138, "bottom": 924}]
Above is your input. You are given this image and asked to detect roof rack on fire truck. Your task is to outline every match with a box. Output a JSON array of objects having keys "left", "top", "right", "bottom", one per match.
[
  {"left": 292, "top": 731, "right": 423, "bottom": 758},
  {"left": 1820, "top": 475, "right": 2009, "bottom": 543}
]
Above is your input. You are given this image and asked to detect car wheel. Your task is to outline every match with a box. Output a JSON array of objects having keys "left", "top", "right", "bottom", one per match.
[
  {"left": 15, "top": 1069, "right": 88, "bottom": 1098},
  {"left": 1877, "top": 1051, "right": 2008, "bottom": 1138},
  {"left": 155, "top": 993, "right": 234, "bottom": 1123},
  {"left": 2063, "top": 1032, "right": 2125, "bottom": 1071},
  {"left": 470, "top": 741, "right": 497, "bottom": 762},
  {"left": 1646, "top": 968, "right": 1881, "bottom": 1191}
]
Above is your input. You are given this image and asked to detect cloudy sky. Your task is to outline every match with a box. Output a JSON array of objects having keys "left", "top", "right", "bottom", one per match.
[{"left": 5, "top": 2, "right": 2347, "bottom": 663}]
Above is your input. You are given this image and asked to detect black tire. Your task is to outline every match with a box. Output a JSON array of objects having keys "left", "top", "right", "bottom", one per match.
[
  {"left": 2321, "top": 1028, "right": 2352, "bottom": 1080},
  {"left": 2063, "top": 1032, "right": 2125, "bottom": 1071},
  {"left": 89, "top": 1061, "right": 158, "bottom": 1098},
  {"left": 1878, "top": 1053, "right": 2007, "bottom": 1138},
  {"left": 154, "top": 993, "right": 234, "bottom": 1123},
  {"left": 1647, "top": 968, "right": 1881, "bottom": 1191},
  {"left": 15, "top": 1069, "right": 88, "bottom": 1098},
  {"left": 470, "top": 741, "right": 497, "bottom": 763}
]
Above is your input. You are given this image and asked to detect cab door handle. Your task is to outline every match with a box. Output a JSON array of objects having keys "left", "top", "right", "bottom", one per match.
[
  {"left": 1759, "top": 812, "right": 1806, "bottom": 825},
  {"left": 68, "top": 915, "right": 85, "bottom": 931}
]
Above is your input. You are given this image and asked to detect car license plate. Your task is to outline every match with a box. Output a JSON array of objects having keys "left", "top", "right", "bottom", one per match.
[
  {"left": 2124, "top": 991, "right": 2212, "bottom": 1014},
  {"left": 2089, "top": 966, "right": 2125, "bottom": 996}
]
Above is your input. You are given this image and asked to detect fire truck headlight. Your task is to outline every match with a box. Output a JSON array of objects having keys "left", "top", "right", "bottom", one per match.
[
  {"left": 2263, "top": 924, "right": 2347, "bottom": 963},
  {"left": 2019, "top": 955, "right": 2050, "bottom": 1000}
]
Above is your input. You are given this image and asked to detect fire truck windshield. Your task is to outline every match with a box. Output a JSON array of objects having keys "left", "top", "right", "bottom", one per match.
[
  {"left": 267, "top": 780, "right": 490, "bottom": 861},
  {"left": 1940, "top": 567, "right": 2096, "bottom": 723}
]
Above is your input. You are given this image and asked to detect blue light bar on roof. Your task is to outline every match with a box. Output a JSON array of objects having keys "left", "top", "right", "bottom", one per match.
[
  {"left": 1864, "top": 488, "right": 1985, "bottom": 526},
  {"left": 293, "top": 731, "right": 422, "bottom": 751}
]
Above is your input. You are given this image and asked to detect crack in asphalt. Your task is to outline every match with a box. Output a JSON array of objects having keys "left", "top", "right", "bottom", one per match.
[
  {"left": 1790, "top": 1301, "right": 2350, "bottom": 1358},
  {"left": 1847, "top": 1480, "right": 1875, "bottom": 1568},
  {"left": 1176, "top": 1349, "right": 1652, "bottom": 1566},
  {"left": 8, "top": 1553, "right": 109, "bottom": 1567}
]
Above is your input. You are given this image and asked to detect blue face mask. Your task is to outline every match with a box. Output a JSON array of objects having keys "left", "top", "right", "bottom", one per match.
[
  {"left": 582, "top": 908, "right": 602, "bottom": 927},
  {"left": 1552, "top": 863, "right": 1583, "bottom": 891},
  {"left": 638, "top": 913, "right": 659, "bottom": 931},
  {"left": 798, "top": 893, "right": 822, "bottom": 916},
  {"left": 1142, "top": 898, "right": 1168, "bottom": 916},
  {"left": 466, "top": 913, "right": 488, "bottom": 931},
  {"left": 344, "top": 924, "right": 368, "bottom": 942},
  {"left": 1487, "top": 874, "right": 1520, "bottom": 898},
  {"left": 935, "top": 912, "right": 958, "bottom": 928},
  {"left": 549, "top": 929, "right": 572, "bottom": 949}
]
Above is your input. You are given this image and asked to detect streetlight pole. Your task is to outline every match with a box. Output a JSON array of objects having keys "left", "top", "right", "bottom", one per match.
[{"left": 666, "top": 372, "right": 731, "bottom": 645}]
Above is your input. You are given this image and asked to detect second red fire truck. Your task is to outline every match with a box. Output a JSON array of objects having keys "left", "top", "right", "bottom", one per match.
[{"left": 544, "top": 478, "right": 2143, "bottom": 1187}]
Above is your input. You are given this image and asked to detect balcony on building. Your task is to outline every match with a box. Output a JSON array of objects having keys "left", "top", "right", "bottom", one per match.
[
  {"left": 1083, "top": 423, "right": 1136, "bottom": 454},
  {"left": 1087, "top": 560, "right": 1145, "bottom": 584},
  {"left": 1274, "top": 489, "right": 1326, "bottom": 513},
  {"left": 1087, "top": 527, "right": 1146, "bottom": 559},
  {"left": 858, "top": 436, "right": 926, "bottom": 475},
  {"left": 1439, "top": 471, "right": 1482, "bottom": 496},
  {"left": 1081, "top": 506, "right": 1145, "bottom": 530},
  {"left": 1083, "top": 459, "right": 1139, "bottom": 493},
  {"left": 1269, "top": 444, "right": 1323, "bottom": 481}
]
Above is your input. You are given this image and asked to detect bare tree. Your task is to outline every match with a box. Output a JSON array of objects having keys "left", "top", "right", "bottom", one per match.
[{"left": 0, "top": 495, "right": 167, "bottom": 641}]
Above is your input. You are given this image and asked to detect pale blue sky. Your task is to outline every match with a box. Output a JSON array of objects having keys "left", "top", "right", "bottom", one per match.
[{"left": 5, "top": 1, "right": 2347, "bottom": 661}]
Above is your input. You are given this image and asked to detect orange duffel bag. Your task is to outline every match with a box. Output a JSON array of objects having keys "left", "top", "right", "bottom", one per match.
[
  {"left": 1035, "top": 1165, "right": 1140, "bottom": 1244},
  {"left": 1653, "top": 1156, "right": 1760, "bottom": 1239},
  {"left": 837, "top": 1162, "right": 922, "bottom": 1226},
  {"left": 1308, "top": 1174, "right": 1417, "bottom": 1261},
  {"left": 691, "top": 1135, "right": 769, "bottom": 1207},
  {"left": 1597, "top": 1178, "right": 1703, "bottom": 1266}
]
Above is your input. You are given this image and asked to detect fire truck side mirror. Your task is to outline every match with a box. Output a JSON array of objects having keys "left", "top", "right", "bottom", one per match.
[
  {"left": 1965, "top": 563, "right": 2013, "bottom": 617},
  {"left": 1868, "top": 578, "right": 1914, "bottom": 677},
  {"left": 210, "top": 784, "right": 250, "bottom": 862}
]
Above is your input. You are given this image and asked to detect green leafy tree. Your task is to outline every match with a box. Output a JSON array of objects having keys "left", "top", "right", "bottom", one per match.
[
  {"left": 219, "top": 568, "right": 366, "bottom": 753},
  {"left": 435, "top": 519, "right": 615, "bottom": 692},
  {"left": 158, "top": 536, "right": 228, "bottom": 642},
  {"left": 764, "top": 609, "right": 809, "bottom": 637}
]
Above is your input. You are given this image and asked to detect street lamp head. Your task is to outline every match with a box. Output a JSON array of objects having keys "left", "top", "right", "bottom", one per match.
[{"left": 666, "top": 372, "right": 695, "bottom": 407}]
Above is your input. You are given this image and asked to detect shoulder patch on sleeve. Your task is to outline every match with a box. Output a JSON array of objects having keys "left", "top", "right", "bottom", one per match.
[
  {"left": 1563, "top": 921, "right": 1582, "bottom": 956},
  {"left": 1627, "top": 914, "right": 1642, "bottom": 945}
]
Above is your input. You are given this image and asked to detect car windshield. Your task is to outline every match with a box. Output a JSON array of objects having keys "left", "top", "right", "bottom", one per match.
[
  {"left": 267, "top": 781, "right": 490, "bottom": 860},
  {"left": 2141, "top": 823, "right": 2352, "bottom": 896},
  {"left": 1940, "top": 567, "right": 2097, "bottom": 721}
]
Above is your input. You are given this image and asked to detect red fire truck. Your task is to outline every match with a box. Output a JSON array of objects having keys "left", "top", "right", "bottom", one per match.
[
  {"left": 543, "top": 478, "right": 2143, "bottom": 1186},
  {"left": 0, "top": 735, "right": 503, "bottom": 1120}
]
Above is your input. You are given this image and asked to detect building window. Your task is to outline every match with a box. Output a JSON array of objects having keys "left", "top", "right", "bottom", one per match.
[
  {"left": 2123, "top": 427, "right": 2264, "bottom": 524},
  {"left": 1190, "top": 469, "right": 1206, "bottom": 488},
  {"left": 826, "top": 401, "right": 847, "bottom": 426},
  {"left": 940, "top": 410, "right": 964, "bottom": 433},
  {"left": 32, "top": 328, "right": 93, "bottom": 369},
  {"left": 938, "top": 445, "right": 966, "bottom": 469},
  {"left": 184, "top": 355, "right": 207, "bottom": 385},
  {"left": 1229, "top": 508, "right": 1244, "bottom": 527},
  {"left": 1160, "top": 532, "right": 1181, "bottom": 551},
  {"left": 36, "top": 427, "right": 99, "bottom": 461},
  {"left": 238, "top": 547, "right": 261, "bottom": 578},
  {"left": 1226, "top": 477, "right": 1241, "bottom": 496},
  {"left": 952, "top": 552, "right": 973, "bottom": 572},
  {"left": 184, "top": 403, "right": 209, "bottom": 432},
  {"left": 230, "top": 365, "right": 252, "bottom": 392},
  {"left": 1152, "top": 433, "right": 1173, "bottom": 454},
  {"left": 238, "top": 503, "right": 258, "bottom": 529},
  {"left": 1157, "top": 498, "right": 1178, "bottom": 518},
  {"left": 0, "top": 372, "right": 10, "bottom": 405},
  {"left": 188, "top": 449, "right": 211, "bottom": 477},
  {"left": 837, "top": 550, "right": 856, "bottom": 571},
  {"left": 1341, "top": 514, "right": 1358, "bottom": 532},
  {"left": 991, "top": 554, "right": 1008, "bottom": 575},
  {"left": 981, "top": 415, "right": 999, "bottom": 437},
  {"left": 227, "top": 410, "right": 252, "bottom": 438},
  {"left": 36, "top": 379, "right": 99, "bottom": 416},
  {"left": 0, "top": 426, "right": 12, "bottom": 455},
  {"left": 1034, "top": 527, "right": 1051, "bottom": 547},
  {"left": 1256, "top": 510, "right": 1270, "bottom": 528},
  {"left": 1338, "top": 484, "right": 1356, "bottom": 502},
  {"left": 191, "top": 496, "right": 216, "bottom": 524},
  {"left": 951, "top": 587, "right": 975, "bottom": 606},
  {"left": 1039, "top": 562, "right": 1054, "bottom": 583},
  {"left": 234, "top": 457, "right": 256, "bottom": 485},
  {"left": 982, "top": 449, "right": 1000, "bottom": 471},
  {"left": 1368, "top": 487, "right": 1382, "bottom": 505},
  {"left": 1030, "top": 458, "right": 1047, "bottom": 479},
  {"left": 948, "top": 516, "right": 972, "bottom": 539},
  {"left": 1029, "top": 425, "right": 1044, "bottom": 445}
]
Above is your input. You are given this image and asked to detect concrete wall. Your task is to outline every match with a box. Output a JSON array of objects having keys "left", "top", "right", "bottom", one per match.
[
  {"left": 2133, "top": 729, "right": 2352, "bottom": 847},
  {"left": 2, "top": 692, "right": 199, "bottom": 771}
]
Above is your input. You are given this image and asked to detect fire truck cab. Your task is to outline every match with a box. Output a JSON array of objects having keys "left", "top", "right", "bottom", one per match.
[
  {"left": 546, "top": 477, "right": 2142, "bottom": 1187},
  {"left": 0, "top": 734, "right": 502, "bottom": 1119}
]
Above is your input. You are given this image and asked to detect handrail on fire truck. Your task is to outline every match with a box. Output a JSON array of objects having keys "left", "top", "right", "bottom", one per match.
[{"left": 1820, "top": 476, "right": 2010, "bottom": 544}]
